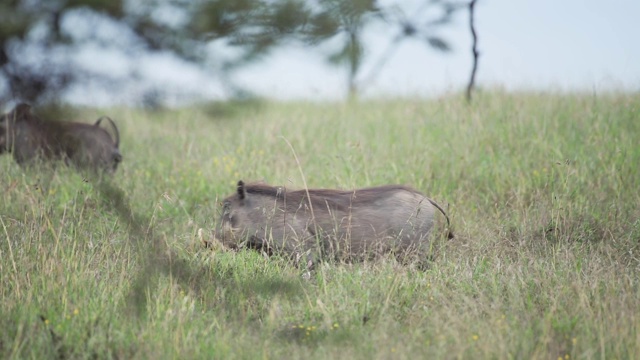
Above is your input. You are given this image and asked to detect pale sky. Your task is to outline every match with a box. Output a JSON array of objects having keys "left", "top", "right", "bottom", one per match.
[{"left": 65, "top": 0, "right": 640, "bottom": 105}]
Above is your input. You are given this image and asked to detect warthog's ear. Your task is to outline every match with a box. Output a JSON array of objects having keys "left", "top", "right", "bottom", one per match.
[{"left": 237, "top": 180, "right": 246, "bottom": 200}]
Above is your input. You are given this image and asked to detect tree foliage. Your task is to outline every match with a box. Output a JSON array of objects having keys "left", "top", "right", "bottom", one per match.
[
  {"left": 0, "top": 0, "right": 178, "bottom": 103},
  {"left": 0, "top": 0, "right": 465, "bottom": 104}
]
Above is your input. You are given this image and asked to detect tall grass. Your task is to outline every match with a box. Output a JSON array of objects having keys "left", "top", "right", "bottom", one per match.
[{"left": 1, "top": 91, "right": 639, "bottom": 359}]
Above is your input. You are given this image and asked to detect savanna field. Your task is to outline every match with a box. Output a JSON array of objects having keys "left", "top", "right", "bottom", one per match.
[{"left": 1, "top": 91, "right": 639, "bottom": 359}]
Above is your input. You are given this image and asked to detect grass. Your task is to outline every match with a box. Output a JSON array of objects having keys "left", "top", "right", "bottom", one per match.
[{"left": 1, "top": 90, "right": 639, "bottom": 359}]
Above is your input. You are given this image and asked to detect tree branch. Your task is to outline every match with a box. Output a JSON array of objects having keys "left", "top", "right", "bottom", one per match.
[{"left": 466, "top": 0, "right": 479, "bottom": 102}]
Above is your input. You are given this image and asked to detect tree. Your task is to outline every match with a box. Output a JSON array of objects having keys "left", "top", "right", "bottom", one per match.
[
  {"left": 300, "top": 0, "right": 379, "bottom": 98},
  {"left": 0, "top": 0, "right": 466, "bottom": 105},
  {"left": 1, "top": 1, "right": 170, "bottom": 103},
  {"left": 298, "top": 0, "right": 466, "bottom": 98},
  {"left": 0, "top": 0, "right": 302, "bottom": 104}
]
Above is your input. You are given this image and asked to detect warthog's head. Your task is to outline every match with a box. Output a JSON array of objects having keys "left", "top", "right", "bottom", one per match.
[
  {"left": 212, "top": 180, "right": 279, "bottom": 251},
  {"left": 75, "top": 115, "right": 123, "bottom": 173}
]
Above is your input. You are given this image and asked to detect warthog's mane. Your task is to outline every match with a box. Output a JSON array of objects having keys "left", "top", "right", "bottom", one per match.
[
  {"left": 242, "top": 182, "right": 286, "bottom": 198},
  {"left": 242, "top": 182, "right": 423, "bottom": 211},
  {"left": 6, "top": 105, "right": 76, "bottom": 135},
  {"left": 4, "top": 106, "right": 68, "bottom": 143}
]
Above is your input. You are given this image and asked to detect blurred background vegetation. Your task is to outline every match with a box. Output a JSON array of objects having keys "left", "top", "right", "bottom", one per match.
[{"left": 0, "top": 0, "right": 465, "bottom": 107}]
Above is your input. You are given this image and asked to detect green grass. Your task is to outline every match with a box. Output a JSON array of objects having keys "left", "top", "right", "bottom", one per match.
[{"left": 1, "top": 90, "right": 639, "bottom": 359}]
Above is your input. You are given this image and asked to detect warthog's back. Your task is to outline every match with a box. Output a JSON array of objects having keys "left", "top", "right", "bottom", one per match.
[{"left": 302, "top": 186, "right": 436, "bottom": 256}]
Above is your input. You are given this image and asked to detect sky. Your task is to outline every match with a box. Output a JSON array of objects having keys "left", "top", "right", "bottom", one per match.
[{"left": 65, "top": 0, "right": 640, "bottom": 105}]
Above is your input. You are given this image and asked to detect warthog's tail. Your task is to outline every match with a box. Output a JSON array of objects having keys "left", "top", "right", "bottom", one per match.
[
  {"left": 426, "top": 198, "right": 454, "bottom": 239},
  {"left": 95, "top": 116, "right": 120, "bottom": 148}
]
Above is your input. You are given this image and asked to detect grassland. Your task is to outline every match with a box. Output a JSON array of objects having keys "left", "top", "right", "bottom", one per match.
[{"left": 1, "top": 91, "right": 639, "bottom": 359}]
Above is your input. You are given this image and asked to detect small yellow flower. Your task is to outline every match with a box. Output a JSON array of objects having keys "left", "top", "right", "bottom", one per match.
[
  {"left": 472, "top": 335, "right": 479, "bottom": 341},
  {"left": 73, "top": 309, "right": 79, "bottom": 315},
  {"left": 391, "top": 348, "right": 396, "bottom": 353},
  {"left": 565, "top": 355, "right": 570, "bottom": 359},
  {"left": 44, "top": 319, "right": 50, "bottom": 325},
  {"left": 572, "top": 337, "right": 577, "bottom": 345},
  {"left": 332, "top": 323, "right": 339, "bottom": 328}
]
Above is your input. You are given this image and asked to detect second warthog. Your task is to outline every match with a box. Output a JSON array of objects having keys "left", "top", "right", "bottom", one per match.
[
  {"left": 211, "top": 180, "right": 453, "bottom": 268},
  {"left": 0, "top": 103, "right": 122, "bottom": 173}
]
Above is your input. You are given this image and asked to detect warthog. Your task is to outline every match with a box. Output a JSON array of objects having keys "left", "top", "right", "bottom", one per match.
[
  {"left": 0, "top": 103, "right": 122, "bottom": 173},
  {"left": 211, "top": 180, "right": 453, "bottom": 268}
]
